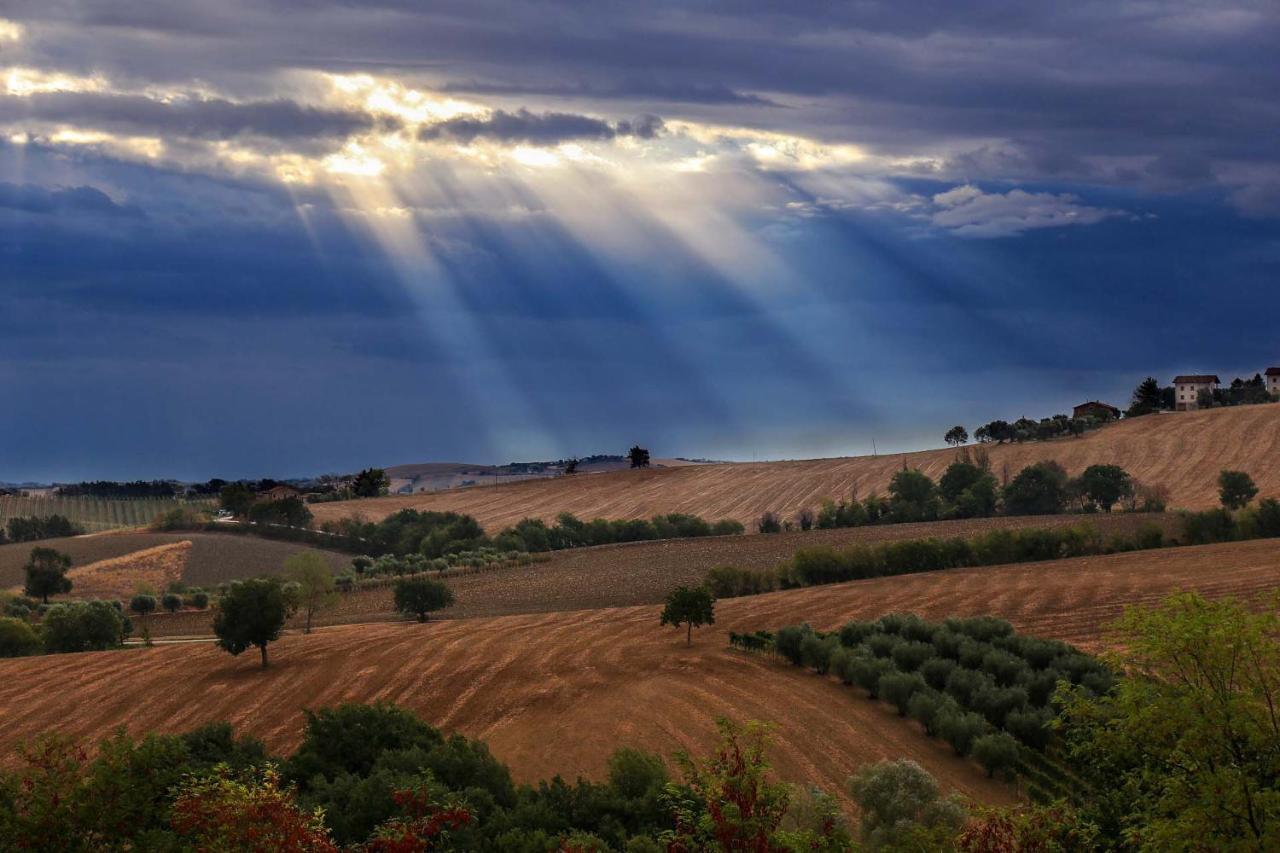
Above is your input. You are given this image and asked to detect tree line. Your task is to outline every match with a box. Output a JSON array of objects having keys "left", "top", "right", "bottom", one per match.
[{"left": 0, "top": 514, "right": 82, "bottom": 545}]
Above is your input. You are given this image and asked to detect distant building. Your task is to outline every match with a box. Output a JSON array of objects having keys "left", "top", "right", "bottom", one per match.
[
  {"left": 1172, "top": 375, "right": 1220, "bottom": 411},
  {"left": 1267, "top": 367, "right": 1280, "bottom": 396},
  {"left": 260, "top": 484, "right": 302, "bottom": 502},
  {"left": 1072, "top": 401, "right": 1121, "bottom": 421}
]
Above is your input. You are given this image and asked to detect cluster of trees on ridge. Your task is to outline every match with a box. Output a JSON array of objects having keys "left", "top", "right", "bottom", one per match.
[
  {"left": 1128, "top": 373, "right": 1278, "bottom": 415},
  {"left": 714, "top": 470, "right": 1275, "bottom": 598},
  {"left": 1, "top": 588, "right": 1275, "bottom": 849},
  {"left": 757, "top": 454, "right": 1170, "bottom": 536},
  {"left": 0, "top": 513, "right": 82, "bottom": 545}
]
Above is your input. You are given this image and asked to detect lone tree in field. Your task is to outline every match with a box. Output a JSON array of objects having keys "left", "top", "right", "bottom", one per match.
[
  {"left": 628, "top": 445, "right": 651, "bottom": 469},
  {"left": 213, "top": 578, "right": 293, "bottom": 668},
  {"left": 944, "top": 426, "right": 969, "bottom": 447},
  {"left": 1219, "top": 470, "right": 1259, "bottom": 510},
  {"left": 1078, "top": 464, "right": 1133, "bottom": 513},
  {"left": 393, "top": 576, "right": 455, "bottom": 622},
  {"left": 282, "top": 551, "right": 337, "bottom": 634},
  {"left": 660, "top": 585, "right": 715, "bottom": 646},
  {"left": 23, "top": 547, "right": 72, "bottom": 603}
]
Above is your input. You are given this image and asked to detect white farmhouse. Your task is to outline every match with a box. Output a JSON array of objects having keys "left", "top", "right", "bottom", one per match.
[
  {"left": 1267, "top": 367, "right": 1280, "bottom": 396},
  {"left": 1173, "top": 374, "right": 1220, "bottom": 411}
]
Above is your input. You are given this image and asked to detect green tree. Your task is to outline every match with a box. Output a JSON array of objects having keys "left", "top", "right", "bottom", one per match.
[
  {"left": 392, "top": 576, "right": 454, "bottom": 622},
  {"left": 971, "top": 732, "right": 1020, "bottom": 780},
  {"left": 0, "top": 617, "right": 42, "bottom": 657},
  {"left": 352, "top": 467, "right": 390, "bottom": 498},
  {"left": 219, "top": 483, "right": 255, "bottom": 517},
  {"left": 660, "top": 585, "right": 715, "bottom": 646},
  {"left": 628, "top": 445, "right": 651, "bottom": 469},
  {"left": 944, "top": 425, "right": 969, "bottom": 447},
  {"left": 848, "top": 759, "right": 965, "bottom": 851},
  {"left": 1219, "top": 469, "right": 1259, "bottom": 510},
  {"left": 1059, "top": 591, "right": 1280, "bottom": 848},
  {"left": 42, "top": 600, "right": 124, "bottom": 653},
  {"left": 129, "top": 594, "right": 157, "bottom": 626},
  {"left": 213, "top": 578, "right": 293, "bottom": 668},
  {"left": 283, "top": 551, "right": 337, "bottom": 634},
  {"left": 23, "top": 547, "right": 72, "bottom": 603},
  {"left": 1002, "top": 461, "right": 1069, "bottom": 516},
  {"left": 887, "top": 468, "right": 939, "bottom": 522},
  {"left": 1078, "top": 464, "right": 1133, "bottom": 513},
  {"left": 1128, "top": 376, "right": 1165, "bottom": 416},
  {"left": 161, "top": 593, "right": 183, "bottom": 614}
]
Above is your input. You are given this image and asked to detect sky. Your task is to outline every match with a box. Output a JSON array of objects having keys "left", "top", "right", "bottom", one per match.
[{"left": 1, "top": 1, "right": 1279, "bottom": 481}]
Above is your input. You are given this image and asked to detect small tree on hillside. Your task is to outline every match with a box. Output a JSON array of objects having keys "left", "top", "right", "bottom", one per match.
[
  {"left": 282, "top": 551, "right": 337, "bottom": 634},
  {"left": 393, "top": 577, "right": 455, "bottom": 622},
  {"left": 1002, "top": 462, "right": 1069, "bottom": 516},
  {"left": 162, "top": 593, "right": 183, "bottom": 614},
  {"left": 660, "top": 585, "right": 715, "bottom": 646},
  {"left": 1219, "top": 470, "right": 1259, "bottom": 510},
  {"left": 944, "top": 426, "right": 969, "bottom": 447},
  {"left": 628, "top": 445, "right": 651, "bottom": 469},
  {"left": 352, "top": 467, "right": 390, "bottom": 498},
  {"left": 23, "top": 547, "right": 72, "bottom": 603},
  {"left": 1078, "top": 464, "right": 1134, "bottom": 513},
  {"left": 130, "top": 594, "right": 157, "bottom": 621},
  {"left": 213, "top": 578, "right": 293, "bottom": 668}
]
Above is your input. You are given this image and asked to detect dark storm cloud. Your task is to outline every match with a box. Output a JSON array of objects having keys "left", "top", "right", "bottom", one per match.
[
  {"left": 3, "top": 92, "right": 388, "bottom": 142},
  {"left": 418, "top": 109, "right": 663, "bottom": 145},
  {"left": 0, "top": 181, "right": 141, "bottom": 217}
]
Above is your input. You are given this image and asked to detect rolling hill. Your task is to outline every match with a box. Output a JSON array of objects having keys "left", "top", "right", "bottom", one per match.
[
  {"left": 313, "top": 405, "right": 1280, "bottom": 530},
  {"left": 5, "top": 537, "right": 1280, "bottom": 806}
]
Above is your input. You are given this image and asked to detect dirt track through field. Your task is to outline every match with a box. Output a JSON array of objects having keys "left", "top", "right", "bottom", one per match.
[
  {"left": 313, "top": 405, "right": 1280, "bottom": 529},
  {"left": 3, "top": 537, "right": 1278, "bottom": 808}
]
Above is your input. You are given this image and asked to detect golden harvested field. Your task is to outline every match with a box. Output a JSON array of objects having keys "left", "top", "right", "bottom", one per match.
[
  {"left": 313, "top": 405, "right": 1280, "bottom": 529},
  {"left": 0, "top": 532, "right": 350, "bottom": 591},
  {"left": 61, "top": 542, "right": 191, "bottom": 601},
  {"left": 4, "top": 537, "right": 1278, "bottom": 805}
]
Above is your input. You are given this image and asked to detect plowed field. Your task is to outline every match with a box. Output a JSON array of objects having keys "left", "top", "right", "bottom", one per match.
[
  {"left": 4, "top": 537, "right": 1278, "bottom": 806},
  {"left": 313, "top": 405, "right": 1280, "bottom": 529}
]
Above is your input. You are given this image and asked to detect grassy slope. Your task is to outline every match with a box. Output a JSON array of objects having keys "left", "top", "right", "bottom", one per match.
[{"left": 312, "top": 405, "right": 1280, "bottom": 529}]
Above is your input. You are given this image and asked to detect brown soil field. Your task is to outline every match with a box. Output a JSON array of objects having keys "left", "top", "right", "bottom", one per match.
[
  {"left": 4, "top": 537, "right": 1277, "bottom": 808},
  {"left": 145, "top": 513, "right": 1178, "bottom": 636},
  {"left": 0, "top": 531, "right": 351, "bottom": 591},
  {"left": 313, "top": 405, "right": 1280, "bottom": 529}
]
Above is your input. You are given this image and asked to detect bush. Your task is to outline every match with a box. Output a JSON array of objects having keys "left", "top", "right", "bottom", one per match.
[
  {"left": 774, "top": 624, "right": 811, "bottom": 666},
  {"left": 971, "top": 732, "right": 1020, "bottom": 779},
  {"left": 945, "top": 667, "right": 992, "bottom": 706},
  {"left": 188, "top": 591, "right": 210, "bottom": 609},
  {"left": 938, "top": 710, "right": 988, "bottom": 756},
  {"left": 801, "top": 633, "right": 837, "bottom": 674},
  {"left": 867, "top": 633, "right": 897, "bottom": 659},
  {"left": 757, "top": 511, "right": 783, "bottom": 534},
  {"left": 848, "top": 759, "right": 966, "bottom": 851},
  {"left": 1182, "top": 508, "right": 1238, "bottom": 545},
  {"left": 891, "top": 641, "right": 936, "bottom": 672},
  {"left": 161, "top": 593, "right": 183, "bottom": 614},
  {"left": 129, "top": 594, "right": 158, "bottom": 617},
  {"left": 0, "top": 617, "right": 42, "bottom": 657},
  {"left": 1005, "top": 707, "right": 1054, "bottom": 750},
  {"left": 392, "top": 577, "right": 455, "bottom": 622},
  {"left": 838, "top": 620, "right": 876, "bottom": 647},
  {"left": 880, "top": 671, "right": 928, "bottom": 716},
  {"left": 907, "top": 690, "right": 948, "bottom": 736},
  {"left": 970, "top": 684, "right": 1028, "bottom": 728},
  {"left": 920, "top": 657, "right": 957, "bottom": 690},
  {"left": 42, "top": 600, "right": 124, "bottom": 653},
  {"left": 851, "top": 656, "right": 894, "bottom": 698},
  {"left": 981, "top": 649, "right": 1029, "bottom": 687}
]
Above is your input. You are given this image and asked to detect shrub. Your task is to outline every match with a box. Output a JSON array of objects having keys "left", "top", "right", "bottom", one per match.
[
  {"left": 188, "top": 591, "right": 210, "bottom": 609},
  {"left": 42, "top": 600, "right": 124, "bottom": 653},
  {"left": 938, "top": 710, "right": 988, "bottom": 756},
  {"left": 851, "top": 656, "right": 894, "bottom": 698},
  {"left": 945, "top": 667, "right": 992, "bottom": 706},
  {"left": 880, "top": 671, "right": 928, "bottom": 716},
  {"left": 971, "top": 732, "right": 1020, "bottom": 779},
  {"left": 848, "top": 760, "right": 966, "bottom": 851},
  {"left": 907, "top": 690, "right": 948, "bottom": 736},
  {"left": 129, "top": 594, "right": 158, "bottom": 618},
  {"left": 958, "top": 640, "right": 989, "bottom": 669},
  {"left": 775, "top": 624, "right": 811, "bottom": 666},
  {"left": 792, "top": 547, "right": 847, "bottom": 585},
  {"left": 1182, "top": 508, "right": 1237, "bottom": 545},
  {"left": 1248, "top": 498, "right": 1280, "bottom": 538},
  {"left": 931, "top": 630, "right": 964, "bottom": 660},
  {"left": 920, "top": 657, "right": 957, "bottom": 691},
  {"left": 981, "top": 649, "right": 1028, "bottom": 687},
  {"left": 0, "top": 617, "right": 42, "bottom": 657},
  {"left": 756, "top": 512, "right": 783, "bottom": 534},
  {"left": 1005, "top": 707, "right": 1054, "bottom": 750},
  {"left": 970, "top": 684, "right": 1028, "bottom": 728},
  {"left": 161, "top": 593, "right": 183, "bottom": 614},
  {"left": 838, "top": 620, "right": 876, "bottom": 647},
  {"left": 334, "top": 574, "right": 355, "bottom": 592},
  {"left": 1024, "top": 670, "right": 1064, "bottom": 707},
  {"left": 866, "top": 633, "right": 897, "bottom": 659},
  {"left": 392, "top": 577, "right": 455, "bottom": 623},
  {"left": 891, "top": 641, "right": 935, "bottom": 672},
  {"left": 801, "top": 633, "right": 837, "bottom": 674}
]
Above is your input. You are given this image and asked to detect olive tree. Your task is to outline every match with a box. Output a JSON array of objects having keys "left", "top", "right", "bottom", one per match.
[
  {"left": 660, "top": 585, "right": 715, "bottom": 646},
  {"left": 23, "top": 547, "right": 72, "bottom": 603},
  {"left": 392, "top": 576, "right": 454, "bottom": 622},
  {"left": 282, "top": 551, "right": 337, "bottom": 634}
]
